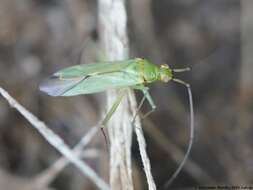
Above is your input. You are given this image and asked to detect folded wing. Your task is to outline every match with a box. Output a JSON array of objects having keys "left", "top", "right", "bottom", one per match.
[
  {"left": 40, "top": 71, "right": 141, "bottom": 96},
  {"left": 53, "top": 60, "right": 132, "bottom": 78},
  {"left": 40, "top": 60, "right": 137, "bottom": 96}
]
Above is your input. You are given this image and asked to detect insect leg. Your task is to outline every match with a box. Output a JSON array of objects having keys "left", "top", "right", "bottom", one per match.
[
  {"left": 131, "top": 93, "right": 146, "bottom": 123},
  {"left": 133, "top": 85, "right": 157, "bottom": 119},
  {"left": 99, "top": 89, "right": 126, "bottom": 149},
  {"left": 101, "top": 88, "right": 126, "bottom": 126},
  {"left": 140, "top": 87, "right": 157, "bottom": 119}
]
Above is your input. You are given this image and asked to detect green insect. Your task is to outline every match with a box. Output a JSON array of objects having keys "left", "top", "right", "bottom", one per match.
[{"left": 40, "top": 58, "right": 194, "bottom": 186}]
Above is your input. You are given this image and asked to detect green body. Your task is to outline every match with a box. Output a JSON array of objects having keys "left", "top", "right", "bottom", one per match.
[{"left": 40, "top": 58, "right": 173, "bottom": 96}]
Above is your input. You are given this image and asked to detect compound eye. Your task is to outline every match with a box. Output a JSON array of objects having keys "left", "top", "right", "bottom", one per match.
[{"left": 161, "top": 64, "right": 169, "bottom": 69}]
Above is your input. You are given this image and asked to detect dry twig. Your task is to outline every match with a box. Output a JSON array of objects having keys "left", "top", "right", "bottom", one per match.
[
  {"left": 33, "top": 127, "right": 99, "bottom": 187},
  {"left": 98, "top": 0, "right": 156, "bottom": 189},
  {"left": 0, "top": 87, "right": 109, "bottom": 190}
]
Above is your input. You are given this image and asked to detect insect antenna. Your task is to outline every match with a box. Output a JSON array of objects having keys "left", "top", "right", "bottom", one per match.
[
  {"left": 164, "top": 78, "right": 194, "bottom": 188},
  {"left": 172, "top": 67, "right": 191, "bottom": 73}
]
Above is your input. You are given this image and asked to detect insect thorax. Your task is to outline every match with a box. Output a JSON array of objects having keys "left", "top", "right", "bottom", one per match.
[{"left": 133, "top": 58, "right": 160, "bottom": 83}]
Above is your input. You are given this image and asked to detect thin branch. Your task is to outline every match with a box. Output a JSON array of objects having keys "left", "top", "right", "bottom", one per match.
[
  {"left": 128, "top": 91, "right": 156, "bottom": 190},
  {"left": 33, "top": 127, "right": 99, "bottom": 187},
  {"left": 98, "top": 0, "right": 134, "bottom": 189},
  {"left": 0, "top": 87, "right": 109, "bottom": 190},
  {"left": 98, "top": 0, "right": 156, "bottom": 188}
]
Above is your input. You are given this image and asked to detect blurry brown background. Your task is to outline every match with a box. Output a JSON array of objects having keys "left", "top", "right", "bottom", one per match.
[{"left": 0, "top": 0, "right": 251, "bottom": 189}]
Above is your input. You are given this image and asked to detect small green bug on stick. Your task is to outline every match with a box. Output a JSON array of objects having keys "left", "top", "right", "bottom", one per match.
[{"left": 40, "top": 58, "right": 194, "bottom": 187}]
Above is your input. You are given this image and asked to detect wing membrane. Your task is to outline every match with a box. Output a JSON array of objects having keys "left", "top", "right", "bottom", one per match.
[
  {"left": 39, "top": 76, "right": 86, "bottom": 96},
  {"left": 61, "top": 71, "right": 140, "bottom": 96},
  {"left": 40, "top": 59, "right": 140, "bottom": 96},
  {"left": 54, "top": 60, "right": 134, "bottom": 78}
]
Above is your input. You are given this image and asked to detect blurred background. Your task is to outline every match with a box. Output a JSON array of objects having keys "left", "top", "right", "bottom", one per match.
[{"left": 0, "top": 0, "right": 250, "bottom": 189}]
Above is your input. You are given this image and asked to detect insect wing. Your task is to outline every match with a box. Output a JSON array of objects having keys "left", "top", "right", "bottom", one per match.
[
  {"left": 53, "top": 60, "right": 133, "bottom": 78},
  {"left": 61, "top": 71, "right": 140, "bottom": 96},
  {"left": 39, "top": 75, "right": 85, "bottom": 96},
  {"left": 40, "top": 59, "right": 137, "bottom": 96}
]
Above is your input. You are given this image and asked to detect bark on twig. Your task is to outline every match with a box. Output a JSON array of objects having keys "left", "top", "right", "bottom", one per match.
[
  {"left": 128, "top": 92, "right": 156, "bottom": 190},
  {"left": 98, "top": 0, "right": 134, "bottom": 189},
  {"left": 98, "top": 0, "right": 156, "bottom": 189}
]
